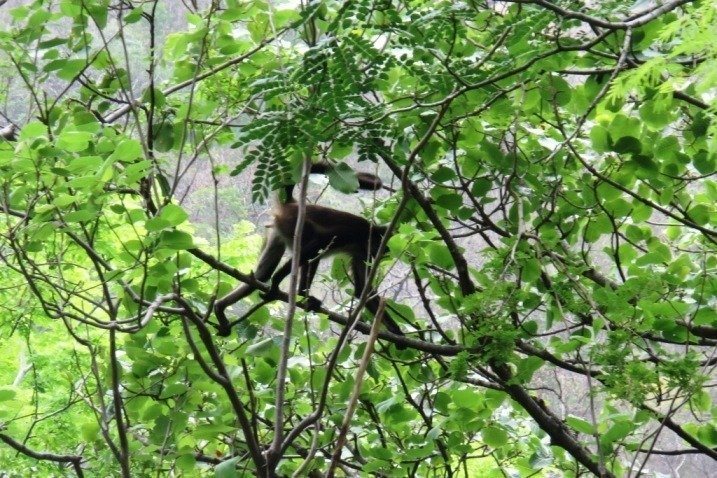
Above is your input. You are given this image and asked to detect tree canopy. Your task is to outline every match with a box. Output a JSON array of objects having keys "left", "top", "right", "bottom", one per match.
[{"left": 0, "top": 0, "right": 716, "bottom": 477}]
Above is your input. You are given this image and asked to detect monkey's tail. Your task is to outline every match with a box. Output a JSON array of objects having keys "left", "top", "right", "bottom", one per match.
[{"left": 383, "top": 313, "right": 407, "bottom": 350}]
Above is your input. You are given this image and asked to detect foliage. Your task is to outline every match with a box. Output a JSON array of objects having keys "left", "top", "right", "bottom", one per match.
[{"left": 0, "top": 0, "right": 716, "bottom": 477}]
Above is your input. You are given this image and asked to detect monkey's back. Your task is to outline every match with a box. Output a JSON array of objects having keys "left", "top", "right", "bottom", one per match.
[{"left": 274, "top": 203, "right": 375, "bottom": 254}]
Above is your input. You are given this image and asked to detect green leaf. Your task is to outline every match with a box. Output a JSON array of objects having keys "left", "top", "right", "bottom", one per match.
[
  {"left": 697, "top": 425, "right": 717, "bottom": 447},
  {"left": 0, "top": 388, "right": 17, "bottom": 401},
  {"left": 542, "top": 75, "right": 572, "bottom": 106},
  {"left": 691, "top": 390, "right": 711, "bottom": 412},
  {"left": 471, "top": 177, "right": 492, "bottom": 197},
  {"left": 590, "top": 125, "right": 610, "bottom": 152},
  {"left": 215, "top": 456, "right": 241, "bottom": 478},
  {"left": 145, "top": 217, "right": 170, "bottom": 232},
  {"left": 566, "top": 415, "right": 595, "bottom": 435},
  {"left": 142, "top": 403, "right": 164, "bottom": 421},
  {"left": 631, "top": 154, "right": 658, "bottom": 173},
  {"left": 639, "top": 101, "right": 673, "bottom": 130},
  {"left": 451, "top": 388, "right": 482, "bottom": 409},
  {"left": 153, "top": 121, "right": 175, "bottom": 152},
  {"left": 19, "top": 121, "right": 47, "bottom": 140},
  {"left": 160, "top": 230, "right": 194, "bottom": 250},
  {"left": 520, "top": 258, "right": 541, "bottom": 283},
  {"left": 432, "top": 166, "right": 456, "bottom": 182},
  {"left": 246, "top": 337, "right": 276, "bottom": 356},
  {"left": 327, "top": 162, "right": 360, "bottom": 193},
  {"left": 124, "top": 7, "right": 143, "bottom": 24},
  {"left": 65, "top": 209, "right": 98, "bottom": 223},
  {"left": 109, "top": 139, "right": 143, "bottom": 162},
  {"left": 175, "top": 453, "right": 196, "bottom": 472},
  {"left": 60, "top": 0, "right": 82, "bottom": 16},
  {"left": 435, "top": 193, "right": 462, "bottom": 210},
  {"left": 159, "top": 383, "right": 188, "bottom": 399},
  {"left": 67, "top": 176, "right": 98, "bottom": 190},
  {"left": 254, "top": 359, "right": 275, "bottom": 384},
  {"left": 694, "top": 308, "right": 717, "bottom": 326},
  {"left": 274, "top": 9, "right": 301, "bottom": 28},
  {"left": 57, "top": 131, "right": 93, "bottom": 152},
  {"left": 514, "top": 356, "right": 544, "bottom": 382},
  {"left": 693, "top": 151, "right": 716, "bottom": 175},
  {"left": 600, "top": 421, "right": 635, "bottom": 446},
  {"left": 612, "top": 136, "right": 642, "bottom": 154},
  {"left": 427, "top": 243, "right": 455, "bottom": 269},
  {"left": 67, "top": 156, "right": 103, "bottom": 173},
  {"left": 688, "top": 204, "right": 711, "bottom": 225},
  {"left": 158, "top": 204, "right": 189, "bottom": 226},
  {"left": 482, "top": 426, "right": 508, "bottom": 448}
]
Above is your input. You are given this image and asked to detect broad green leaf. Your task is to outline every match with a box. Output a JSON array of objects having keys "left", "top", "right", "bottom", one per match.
[
  {"left": 612, "top": 136, "right": 642, "bottom": 155},
  {"left": 110, "top": 139, "right": 143, "bottom": 162},
  {"left": 160, "top": 230, "right": 194, "bottom": 250},
  {"left": 688, "top": 204, "right": 711, "bottom": 225},
  {"left": 566, "top": 416, "right": 595, "bottom": 435},
  {"left": 327, "top": 162, "right": 360, "bottom": 193},
  {"left": 0, "top": 388, "right": 17, "bottom": 402},
  {"left": 215, "top": 456, "right": 241, "bottom": 478},
  {"left": 600, "top": 421, "right": 635, "bottom": 446},
  {"left": 57, "top": 131, "right": 92, "bottom": 152},
  {"left": 175, "top": 454, "right": 196, "bottom": 472},
  {"left": 520, "top": 258, "right": 541, "bottom": 283},
  {"left": 159, "top": 383, "right": 189, "bottom": 399},
  {"left": 697, "top": 425, "right": 717, "bottom": 447},
  {"left": 482, "top": 426, "right": 508, "bottom": 448},
  {"left": 158, "top": 204, "right": 189, "bottom": 226}
]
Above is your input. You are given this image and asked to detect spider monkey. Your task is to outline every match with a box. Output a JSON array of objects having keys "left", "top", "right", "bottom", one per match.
[{"left": 214, "top": 162, "right": 405, "bottom": 345}]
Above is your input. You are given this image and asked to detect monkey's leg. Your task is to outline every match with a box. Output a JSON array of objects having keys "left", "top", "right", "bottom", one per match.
[
  {"left": 299, "top": 259, "right": 321, "bottom": 310},
  {"left": 214, "top": 231, "right": 286, "bottom": 336},
  {"left": 351, "top": 256, "right": 406, "bottom": 348},
  {"left": 262, "top": 240, "right": 322, "bottom": 302}
]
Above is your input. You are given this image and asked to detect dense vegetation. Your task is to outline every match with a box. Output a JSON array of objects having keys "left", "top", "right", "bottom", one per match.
[{"left": 0, "top": 0, "right": 716, "bottom": 476}]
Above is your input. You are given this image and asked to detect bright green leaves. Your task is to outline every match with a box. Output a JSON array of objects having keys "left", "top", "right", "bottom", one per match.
[
  {"left": 389, "top": 223, "right": 456, "bottom": 272},
  {"left": 482, "top": 426, "right": 509, "bottom": 448},
  {"left": 566, "top": 415, "right": 595, "bottom": 435},
  {"left": 158, "top": 204, "right": 189, "bottom": 227},
  {"left": 600, "top": 419, "right": 636, "bottom": 449},
  {"left": 688, "top": 204, "right": 712, "bottom": 225},
  {"left": 639, "top": 100, "right": 675, "bottom": 130},
  {"left": 19, "top": 121, "right": 47, "bottom": 141},
  {"left": 146, "top": 204, "right": 189, "bottom": 232},
  {"left": 519, "top": 257, "right": 542, "bottom": 283},
  {"left": 0, "top": 387, "right": 17, "bottom": 402},
  {"left": 108, "top": 139, "right": 143, "bottom": 163},
  {"left": 159, "top": 230, "right": 194, "bottom": 250},
  {"left": 1, "top": 1, "right": 716, "bottom": 476},
  {"left": 45, "top": 58, "right": 88, "bottom": 81},
  {"left": 56, "top": 130, "right": 93, "bottom": 152}
]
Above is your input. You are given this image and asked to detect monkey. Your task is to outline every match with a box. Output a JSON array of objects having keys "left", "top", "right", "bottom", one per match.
[{"left": 214, "top": 161, "right": 406, "bottom": 346}]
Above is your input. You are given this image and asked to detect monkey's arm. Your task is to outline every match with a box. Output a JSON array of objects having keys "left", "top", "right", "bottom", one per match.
[{"left": 214, "top": 231, "right": 286, "bottom": 336}]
